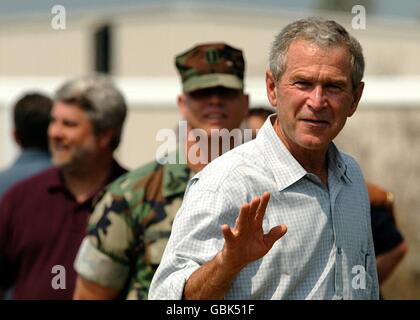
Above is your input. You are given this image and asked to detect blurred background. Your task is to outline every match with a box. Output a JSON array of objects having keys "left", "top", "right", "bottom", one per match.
[{"left": 0, "top": 0, "right": 419, "bottom": 299}]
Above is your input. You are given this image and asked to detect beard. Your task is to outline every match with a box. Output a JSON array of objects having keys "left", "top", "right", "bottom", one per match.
[{"left": 50, "top": 144, "right": 95, "bottom": 174}]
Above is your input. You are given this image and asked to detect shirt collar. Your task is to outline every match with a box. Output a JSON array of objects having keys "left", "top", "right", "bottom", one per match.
[
  {"left": 327, "top": 144, "right": 352, "bottom": 184},
  {"left": 162, "top": 148, "right": 191, "bottom": 199},
  {"left": 46, "top": 159, "right": 127, "bottom": 205},
  {"left": 45, "top": 167, "right": 65, "bottom": 190},
  {"left": 255, "top": 114, "right": 351, "bottom": 191}
]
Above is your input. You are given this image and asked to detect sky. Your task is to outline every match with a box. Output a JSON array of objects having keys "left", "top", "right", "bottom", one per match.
[{"left": 0, "top": 0, "right": 419, "bottom": 21}]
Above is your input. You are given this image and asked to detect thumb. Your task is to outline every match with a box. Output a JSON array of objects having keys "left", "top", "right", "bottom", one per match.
[{"left": 264, "top": 224, "right": 287, "bottom": 248}]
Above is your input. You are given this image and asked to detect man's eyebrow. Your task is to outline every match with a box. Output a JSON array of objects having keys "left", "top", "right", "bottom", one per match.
[
  {"left": 290, "top": 74, "right": 347, "bottom": 85},
  {"left": 289, "top": 74, "right": 314, "bottom": 82},
  {"left": 324, "top": 77, "right": 347, "bottom": 86}
]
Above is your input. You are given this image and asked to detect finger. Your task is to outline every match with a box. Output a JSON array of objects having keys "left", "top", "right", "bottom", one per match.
[
  {"left": 236, "top": 203, "right": 251, "bottom": 231},
  {"left": 234, "top": 217, "right": 240, "bottom": 229},
  {"left": 263, "top": 224, "right": 287, "bottom": 248},
  {"left": 248, "top": 196, "right": 261, "bottom": 220},
  {"left": 255, "top": 192, "right": 270, "bottom": 224},
  {"left": 222, "top": 224, "right": 235, "bottom": 243}
]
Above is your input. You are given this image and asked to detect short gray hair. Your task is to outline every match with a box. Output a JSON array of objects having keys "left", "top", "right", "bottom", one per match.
[
  {"left": 55, "top": 74, "right": 127, "bottom": 150},
  {"left": 269, "top": 17, "right": 365, "bottom": 90}
]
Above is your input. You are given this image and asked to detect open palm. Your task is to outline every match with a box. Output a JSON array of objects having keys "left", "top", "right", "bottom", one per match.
[{"left": 221, "top": 192, "right": 287, "bottom": 272}]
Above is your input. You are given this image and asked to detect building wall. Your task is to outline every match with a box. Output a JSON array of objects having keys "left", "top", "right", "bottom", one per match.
[
  {"left": 1, "top": 10, "right": 420, "bottom": 77},
  {"left": 114, "top": 106, "right": 181, "bottom": 169},
  {"left": 0, "top": 21, "right": 90, "bottom": 76}
]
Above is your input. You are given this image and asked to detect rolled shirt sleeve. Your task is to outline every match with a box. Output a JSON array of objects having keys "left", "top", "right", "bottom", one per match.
[
  {"left": 74, "top": 237, "right": 130, "bottom": 290},
  {"left": 74, "top": 190, "right": 134, "bottom": 290}
]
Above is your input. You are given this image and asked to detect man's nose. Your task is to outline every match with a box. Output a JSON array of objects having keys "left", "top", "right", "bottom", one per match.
[
  {"left": 307, "top": 85, "right": 327, "bottom": 111},
  {"left": 48, "top": 122, "right": 63, "bottom": 139},
  {"left": 207, "top": 93, "right": 224, "bottom": 106}
]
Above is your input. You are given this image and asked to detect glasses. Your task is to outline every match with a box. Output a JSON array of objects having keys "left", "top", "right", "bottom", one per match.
[{"left": 188, "top": 87, "right": 242, "bottom": 100}]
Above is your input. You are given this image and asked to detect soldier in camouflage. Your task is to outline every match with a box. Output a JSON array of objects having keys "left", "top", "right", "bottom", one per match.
[{"left": 73, "top": 43, "right": 249, "bottom": 299}]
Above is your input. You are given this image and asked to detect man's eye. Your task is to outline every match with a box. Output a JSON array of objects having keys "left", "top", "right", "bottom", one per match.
[
  {"left": 294, "top": 81, "right": 310, "bottom": 88},
  {"left": 326, "top": 84, "right": 342, "bottom": 91},
  {"left": 63, "top": 121, "right": 78, "bottom": 127},
  {"left": 220, "top": 89, "right": 240, "bottom": 99}
]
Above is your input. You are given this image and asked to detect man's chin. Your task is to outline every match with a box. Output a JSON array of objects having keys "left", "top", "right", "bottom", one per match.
[
  {"left": 298, "top": 138, "right": 329, "bottom": 151},
  {"left": 52, "top": 157, "right": 75, "bottom": 170}
]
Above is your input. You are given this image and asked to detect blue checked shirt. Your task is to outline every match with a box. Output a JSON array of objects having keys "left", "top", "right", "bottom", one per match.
[{"left": 149, "top": 116, "right": 379, "bottom": 300}]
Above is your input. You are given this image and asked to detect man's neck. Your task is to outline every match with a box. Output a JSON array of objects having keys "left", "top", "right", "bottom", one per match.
[
  {"left": 294, "top": 149, "right": 329, "bottom": 185},
  {"left": 273, "top": 121, "right": 329, "bottom": 185},
  {"left": 62, "top": 155, "right": 114, "bottom": 204}
]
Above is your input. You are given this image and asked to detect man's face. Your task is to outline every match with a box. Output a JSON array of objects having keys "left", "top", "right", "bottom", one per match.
[
  {"left": 178, "top": 86, "right": 249, "bottom": 134},
  {"left": 266, "top": 39, "right": 364, "bottom": 154},
  {"left": 48, "top": 101, "right": 100, "bottom": 171}
]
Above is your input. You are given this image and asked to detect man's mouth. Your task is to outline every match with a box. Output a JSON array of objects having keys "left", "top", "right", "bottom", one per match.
[
  {"left": 204, "top": 112, "right": 227, "bottom": 120},
  {"left": 301, "top": 119, "right": 329, "bottom": 125},
  {"left": 52, "top": 142, "right": 70, "bottom": 152}
]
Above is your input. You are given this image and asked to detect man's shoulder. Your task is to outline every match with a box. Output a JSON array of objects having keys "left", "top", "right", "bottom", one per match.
[
  {"left": 194, "top": 140, "right": 261, "bottom": 191},
  {"left": 0, "top": 167, "right": 58, "bottom": 210},
  {"left": 106, "top": 157, "right": 190, "bottom": 200},
  {"left": 2, "top": 167, "right": 57, "bottom": 194},
  {"left": 0, "top": 157, "right": 51, "bottom": 189},
  {"left": 0, "top": 166, "right": 14, "bottom": 192},
  {"left": 107, "top": 159, "right": 162, "bottom": 194}
]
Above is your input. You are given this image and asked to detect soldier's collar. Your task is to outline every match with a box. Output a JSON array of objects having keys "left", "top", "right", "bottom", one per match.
[{"left": 162, "top": 149, "right": 191, "bottom": 198}]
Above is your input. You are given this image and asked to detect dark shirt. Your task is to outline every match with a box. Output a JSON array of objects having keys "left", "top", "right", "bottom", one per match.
[
  {"left": 371, "top": 205, "right": 404, "bottom": 256},
  {"left": 0, "top": 161, "right": 126, "bottom": 299},
  {"left": 0, "top": 149, "right": 51, "bottom": 198}
]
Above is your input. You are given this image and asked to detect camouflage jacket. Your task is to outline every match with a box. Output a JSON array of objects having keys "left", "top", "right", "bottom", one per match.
[{"left": 74, "top": 151, "right": 191, "bottom": 299}]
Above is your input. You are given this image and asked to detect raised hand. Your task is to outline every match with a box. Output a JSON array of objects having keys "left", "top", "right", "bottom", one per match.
[{"left": 220, "top": 192, "right": 287, "bottom": 272}]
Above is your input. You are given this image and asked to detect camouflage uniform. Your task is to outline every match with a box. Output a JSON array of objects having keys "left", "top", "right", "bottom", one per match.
[
  {"left": 75, "top": 150, "right": 192, "bottom": 299},
  {"left": 74, "top": 42, "right": 246, "bottom": 299}
]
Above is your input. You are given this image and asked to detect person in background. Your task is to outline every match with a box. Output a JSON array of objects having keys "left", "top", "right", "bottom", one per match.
[
  {"left": 0, "top": 93, "right": 52, "bottom": 198},
  {"left": 73, "top": 42, "right": 249, "bottom": 300},
  {"left": 367, "top": 183, "right": 407, "bottom": 296},
  {"left": 0, "top": 75, "right": 128, "bottom": 299},
  {"left": 245, "top": 105, "right": 275, "bottom": 139}
]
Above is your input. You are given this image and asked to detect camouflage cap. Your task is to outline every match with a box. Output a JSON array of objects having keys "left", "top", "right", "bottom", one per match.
[{"left": 175, "top": 42, "right": 245, "bottom": 93}]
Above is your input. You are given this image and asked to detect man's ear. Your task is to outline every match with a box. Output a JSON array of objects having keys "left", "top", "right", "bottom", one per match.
[
  {"left": 98, "top": 129, "right": 114, "bottom": 149},
  {"left": 177, "top": 94, "right": 187, "bottom": 119},
  {"left": 242, "top": 93, "right": 250, "bottom": 118},
  {"left": 266, "top": 70, "right": 278, "bottom": 108},
  {"left": 348, "top": 81, "right": 365, "bottom": 117},
  {"left": 12, "top": 129, "right": 22, "bottom": 147}
]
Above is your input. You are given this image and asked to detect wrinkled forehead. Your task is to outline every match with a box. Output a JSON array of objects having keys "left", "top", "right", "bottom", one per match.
[{"left": 283, "top": 40, "right": 353, "bottom": 78}]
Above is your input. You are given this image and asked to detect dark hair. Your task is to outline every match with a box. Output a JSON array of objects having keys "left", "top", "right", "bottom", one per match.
[
  {"left": 247, "top": 107, "right": 275, "bottom": 120},
  {"left": 13, "top": 92, "right": 53, "bottom": 151}
]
